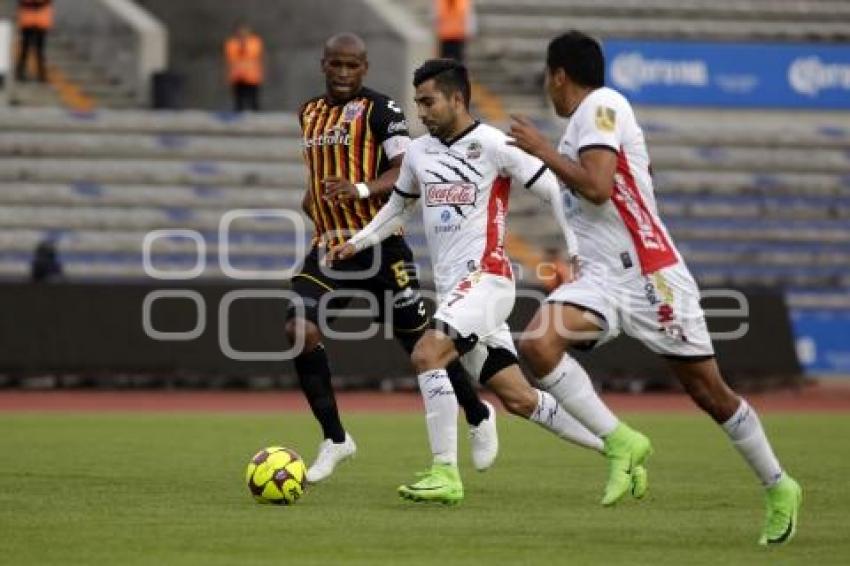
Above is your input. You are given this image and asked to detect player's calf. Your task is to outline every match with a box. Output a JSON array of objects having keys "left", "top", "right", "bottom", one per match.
[
  {"left": 486, "top": 368, "right": 538, "bottom": 417},
  {"left": 671, "top": 357, "right": 740, "bottom": 423}
]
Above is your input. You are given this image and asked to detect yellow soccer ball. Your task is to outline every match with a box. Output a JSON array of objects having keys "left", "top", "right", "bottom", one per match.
[{"left": 245, "top": 446, "right": 307, "bottom": 505}]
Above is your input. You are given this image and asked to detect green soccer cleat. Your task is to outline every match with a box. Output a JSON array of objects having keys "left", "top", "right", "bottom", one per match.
[
  {"left": 398, "top": 463, "right": 464, "bottom": 505},
  {"left": 759, "top": 474, "right": 802, "bottom": 546},
  {"left": 631, "top": 464, "right": 648, "bottom": 499},
  {"left": 601, "top": 423, "right": 653, "bottom": 506}
]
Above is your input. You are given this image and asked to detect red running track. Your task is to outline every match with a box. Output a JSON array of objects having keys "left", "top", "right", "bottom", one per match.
[{"left": 1, "top": 381, "right": 849, "bottom": 413}]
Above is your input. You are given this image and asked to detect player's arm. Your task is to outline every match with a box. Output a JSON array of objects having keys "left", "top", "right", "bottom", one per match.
[
  {"left": 324, "top": 96, "right": 411, "bottom": 202},
  {"left": 508, "top": 115, "right": 617, "bottom": 205},
  {"left": 526, "top": 168, "right": 579, "bottom": 260},
  {"left": 326, "top": 188, "right": 418, "bottom": 262},
  {"left": 327, "top": 146, "right": 420, "bottom": 262},
  {"left": 501, "top": 142, "right": 579, "bottom": 259},
  {"left": 322, "top": 154, "right": 405, "bottom": 202}
]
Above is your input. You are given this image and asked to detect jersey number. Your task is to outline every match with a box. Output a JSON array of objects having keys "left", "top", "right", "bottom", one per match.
[
  {"left": 390, "top": 260, "right": 410, "bottom": 288},
  {"left": 387, "top": 100, "right": 402, "bottom": 114}
]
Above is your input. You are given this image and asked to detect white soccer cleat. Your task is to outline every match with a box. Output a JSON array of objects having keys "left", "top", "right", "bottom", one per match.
[
  {"left": 305, "top": 432, "right": 357, "bottom": 484},
  {"left": 469, "top": 400, "right": 498, "bottom": 471}
]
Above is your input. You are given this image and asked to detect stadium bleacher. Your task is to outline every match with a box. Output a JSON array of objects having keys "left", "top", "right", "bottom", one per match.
[
  {"left": 0, "top": 107, "right": 435, "bottom": 281},
  {"left": 1, "top": 0, "right": 847, "bottom": 366},
  {"left": 469, "top": 0, "right": 850, "bottom": 99}
]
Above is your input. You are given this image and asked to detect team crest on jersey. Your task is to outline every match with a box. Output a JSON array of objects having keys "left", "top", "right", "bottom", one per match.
[
  {"left": 466, "top": 140, "right": 482, "bottom": 160},
  {"left": 595, "top": 106, "right": 616, "bottom": 132},
  {"left": 425, "top": 182, "right": 477, "bottom": 207},
  {"left": 342, "top": 100, "right": 365, "bottom": 122}
]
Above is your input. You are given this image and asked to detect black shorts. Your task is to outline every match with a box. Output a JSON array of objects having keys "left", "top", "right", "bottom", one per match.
[{"left": 286, "top": 236, "right": 428, "bottom": 334}]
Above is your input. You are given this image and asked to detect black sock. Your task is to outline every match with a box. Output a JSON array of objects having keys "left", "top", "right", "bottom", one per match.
[
  {"left": 294, "top": 345, "right": 346, "bottom": 443},
  {"left": 446, "top": 359, "right": 488, "bottom": 426}
]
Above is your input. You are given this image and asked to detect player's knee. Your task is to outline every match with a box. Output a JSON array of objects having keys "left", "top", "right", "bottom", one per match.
[
  {"left": 410, "top": 338, "right": 438, "bottom": 373},
  {"left": 284, "top": 317, "right": 322, "bottom": 355},
  {"left": 411, "top": 331, "right": 452, "bottom": 373}
]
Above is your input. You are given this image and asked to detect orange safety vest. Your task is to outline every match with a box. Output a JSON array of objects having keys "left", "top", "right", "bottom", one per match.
[
  {"left": 224, "top": 33, "right": 264, "bottom": 86},
  {"left": 17, "top": 1, "right": 54, "bottom": 30},
  {"left": 436, "top": 0, "right": 470, "bottom": 41}
]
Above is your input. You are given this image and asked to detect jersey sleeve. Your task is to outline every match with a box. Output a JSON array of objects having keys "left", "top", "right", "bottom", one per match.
[
  {"left": 497, "top": 139, "right": 548, "bottom": 187},
  {"left": 393, "top": 148, "right": 420, "bottom": 198},
  {"left": 369, "top": 96, "right": 411, "bottom": 160},
  {"left": 574, "top": 94, "right": 623, "bottom": 154}
]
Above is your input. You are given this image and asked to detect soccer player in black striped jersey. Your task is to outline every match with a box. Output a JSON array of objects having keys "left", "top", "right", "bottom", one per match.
[{"left": 285, "top": 33, "right": 496, "bottom": 483}]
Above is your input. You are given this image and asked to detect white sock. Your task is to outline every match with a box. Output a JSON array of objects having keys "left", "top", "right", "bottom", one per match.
[
  {"left": 417, "top": 369, "right": 458, "bottom": 466},
  {"left": 537, "top": 355, "right": 619, "bottom": 437},
  {"left": 722, "top": 400, "right": 783, "bottom": 487},
  {"left": 530, "top": 389, "right": 604, "bottom": 452}
]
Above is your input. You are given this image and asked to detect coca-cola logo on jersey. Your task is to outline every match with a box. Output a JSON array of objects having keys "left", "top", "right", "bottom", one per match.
[{"left": 425, "top": 183, "right": 477, "bottom": 207}]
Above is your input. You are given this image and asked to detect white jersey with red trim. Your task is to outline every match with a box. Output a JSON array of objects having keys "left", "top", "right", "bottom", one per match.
[
  {"left": 396, "top": 122, "right": 548, "bottom": 295},
  {"left": 558, "top": 87, "right": 680, "bottom": 276}
]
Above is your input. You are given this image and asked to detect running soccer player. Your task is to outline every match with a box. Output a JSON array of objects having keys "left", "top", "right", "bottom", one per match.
[
  {"left": 328, "top": 58, "right": 650, "bottom": 505},
  {"left": 289, "top": 33, "right": 497, "bottom": 483},
  {"left": 509, "top": 31, "right": 802, "bottom": 545}
]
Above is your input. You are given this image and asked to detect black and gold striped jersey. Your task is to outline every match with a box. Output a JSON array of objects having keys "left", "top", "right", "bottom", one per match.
[{"left": 299, "top": 87, "right": 410, "bottom": 246}]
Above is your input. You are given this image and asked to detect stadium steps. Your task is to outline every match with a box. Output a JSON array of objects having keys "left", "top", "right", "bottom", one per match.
[
  {"left": 0, "top": 107, "right": 301, "bottom": 136},
  {"left": 466, "top": 0, "right": 850, "bottom": 114},
  {"left": 0, "top": 183, "right": 303, "bottom": 209},
  {"left": 0, "top": 104, "right": 436, "bottom": 281},
  {"left": 474, "top": 16, "right": 850, "bottom": 46},
  {"left": 0, "top": 91, "right": 846, "bottom": 297},
  {"left": 479, "top": 0, "right": 850, "bottom": 21},
  {"left": 0, "top": 158, "right": 302, "bottom": 186},
  {"left": 10, "top": 35, "right": 137, "bottom": 110},
  {"left": 0, "top": 132, "right": 303, "bottom": 162}
]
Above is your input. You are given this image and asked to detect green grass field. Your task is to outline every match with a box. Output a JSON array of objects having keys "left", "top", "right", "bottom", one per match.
[{"left": 1, "top": 411, "right": 847, "bottom": 565}]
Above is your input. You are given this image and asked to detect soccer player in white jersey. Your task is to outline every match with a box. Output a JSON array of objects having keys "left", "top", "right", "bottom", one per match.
[
  {"left": 328, "top": 58, "right": 651, "bottom": 505},
  {"left": 508, "top": 31, "right": 802, "bottom": 545}
]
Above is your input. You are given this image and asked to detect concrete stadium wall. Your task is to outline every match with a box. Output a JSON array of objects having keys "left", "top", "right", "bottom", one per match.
[
  {"left": 134, "top": 0, "right": 434, "bottom": 115},
  {"left": 0, "top": 283, "right": 801, "bottom": 388}
]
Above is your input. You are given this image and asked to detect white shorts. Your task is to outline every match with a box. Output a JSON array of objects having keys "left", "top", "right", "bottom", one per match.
[
  {"left": 434, "top": 271, "right": 517, "bottom": 379},
  {"left": 545, "top": 262, "right": 715, "bottom": 359}
]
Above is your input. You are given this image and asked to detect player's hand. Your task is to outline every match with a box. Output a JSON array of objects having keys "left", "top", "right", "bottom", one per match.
[
  {"left": 324, "top": 242, "right": 357, "bottom": 264},
  {"left": 322, "top": 177, "right": 358, "bottom": 202},
  {"left": 507, "top": 114, "right": 550, "bottom": 157}
]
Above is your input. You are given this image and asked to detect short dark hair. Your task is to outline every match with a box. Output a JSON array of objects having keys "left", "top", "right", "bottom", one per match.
[
  {"left": 413, "top": 58, "right": 471, "bottom": 107},
  {"left": 546, "top": 31, "right": 605, "bottom": 88}
]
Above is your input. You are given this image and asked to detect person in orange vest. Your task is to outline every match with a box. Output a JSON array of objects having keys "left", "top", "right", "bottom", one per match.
[
  {"left": 15, "top": 0, "right": 53, "bottom": 82},
  {"left": 434, "top": 0, "right": 475, "bottom": 63},
  {"left": 224, "top": 23, "right": 264, "bottom": 112}
]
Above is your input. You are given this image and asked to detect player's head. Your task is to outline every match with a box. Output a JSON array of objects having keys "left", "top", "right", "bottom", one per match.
[
  {"left": 322, "top": 32, "right": 368, "bottom": 104},
  {"left": 413, "top": 58, "right": 472, "bottom": 139},
  {"left": 545, "top": 31, "right": 605, "bottom": 117}
]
